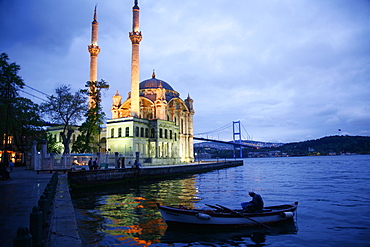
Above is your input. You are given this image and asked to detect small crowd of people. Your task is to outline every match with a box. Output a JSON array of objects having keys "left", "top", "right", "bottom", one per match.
[{"left": 88, "top": 158, "right": 99, "bottom": 170}]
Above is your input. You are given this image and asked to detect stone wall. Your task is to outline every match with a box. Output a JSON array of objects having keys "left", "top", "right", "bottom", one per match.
[{"left": 68, "top": 160, "right": 243, "bottom": 187}]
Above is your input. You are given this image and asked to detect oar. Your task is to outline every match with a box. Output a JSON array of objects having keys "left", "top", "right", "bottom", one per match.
[
  {"left": 205, "top": 204, "right": 225, "bottom": 211},
  {"left": 216, "top": 204, "right": 272, "bottom": 229}
]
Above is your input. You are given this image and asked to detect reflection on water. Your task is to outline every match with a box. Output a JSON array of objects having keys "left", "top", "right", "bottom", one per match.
[
  {"left": 72, "top": 155, "right": 370, "bottom": 246},
  {"left": 73, "top": 174, "right": 298, "bottom": 246},
  {"left": 162, "top": 220, "right": 298, "bottom": 245},
  {"left": 73, "top": 175, "right": 203, "bottom": 246}
]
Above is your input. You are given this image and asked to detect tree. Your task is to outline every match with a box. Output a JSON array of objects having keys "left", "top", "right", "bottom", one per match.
[
  {"left": 72, "top": 80, "right": 109, "bottom": 153},
  {"left": 0, "top": 53, "right": 25, "bottom": 164},
  {"left": 46, "top": 133, "right": 62, "bottom": 154},
  {"left": 41, "top": 85, "right": 87, "bottom": 154},
  {"left": 11, "top": 97, "right": 45, "bottom": 156}
]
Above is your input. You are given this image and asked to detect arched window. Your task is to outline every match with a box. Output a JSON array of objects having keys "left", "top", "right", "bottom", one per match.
[
  {"left": 111, "top": 128, "right": 114, "bottom": 138},
  {"left": 150, "top": 128, "right": 155, "bottom": 138},
  {"left": 169, "top": 130, "right": 172, "bottom": 139},
  {"left": 145, "top": 128, "right": 149, "bottom": 138},
  {"left": 164, "top": 129, "right": 168, "bottom": 139},
  {"left": 118, "top": 128, "right": 122, "bottom": 137},
  {"left": 159, "top": 129, "right": 163, "bottom": 138},
  {"left": 135, "top": 127, "right": 139, "bottom": 137},
  {"left": 125, "top": 127, "right": 129, "bottom": 137},
  {"left": 140, "top": 127, "right": 144, "bottom": 137}
]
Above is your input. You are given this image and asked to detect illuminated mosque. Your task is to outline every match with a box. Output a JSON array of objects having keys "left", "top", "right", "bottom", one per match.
[{"left": 88, "top": 1, "right": 195, "bottom": 165}]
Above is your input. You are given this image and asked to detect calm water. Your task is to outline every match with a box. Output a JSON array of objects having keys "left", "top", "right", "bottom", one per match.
[{"left": 71, "top": 155, "right": 370, "bottom": 246}]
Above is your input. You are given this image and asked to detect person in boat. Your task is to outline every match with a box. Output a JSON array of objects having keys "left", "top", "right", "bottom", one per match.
[{"left": 241, "top": 191, "right": 264, "bottom": 212}]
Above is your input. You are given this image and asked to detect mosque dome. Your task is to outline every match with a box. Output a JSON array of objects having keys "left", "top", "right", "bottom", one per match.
[
  {"left": 139, "top": 71, "right": 180, "bottom": 102},
  {"left": 139, "top": 71, "right": 174, "bottom": 91}
]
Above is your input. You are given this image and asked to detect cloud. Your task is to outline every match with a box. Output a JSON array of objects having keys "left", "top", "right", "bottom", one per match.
[{"left": 1, "top": 0, "right": 369, "bottom": 143}]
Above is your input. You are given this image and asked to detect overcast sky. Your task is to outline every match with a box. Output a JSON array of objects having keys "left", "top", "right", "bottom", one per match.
[{"left": 1, "top": 0, "right": 369, "bottom": 143}]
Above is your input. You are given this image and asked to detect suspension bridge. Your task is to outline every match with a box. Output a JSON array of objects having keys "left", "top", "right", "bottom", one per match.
[{"left": 194, "top": 121, "right": 258, "bottom": 157}]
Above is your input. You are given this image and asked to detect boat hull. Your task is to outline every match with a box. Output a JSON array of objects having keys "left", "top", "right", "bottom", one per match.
[{"left": 157, "top": 202, "right": 298, "bottom": 227}]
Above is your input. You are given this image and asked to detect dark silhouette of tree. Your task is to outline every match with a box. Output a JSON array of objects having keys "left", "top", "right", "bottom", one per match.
[
  {"left": 1, "top": 53, "right": 25, "bottom": 163},
  {"left": 0, "top": 53, "right": 45, "bottom": 164},
  {"left": 11, "top": 97, "right": 45, "bottom": 157},
  {"left": 41, "top": 85, "right": 87, "bottom": 154},
  {"left": 72, "top": 80, "right": 109, "bottom": 153}
]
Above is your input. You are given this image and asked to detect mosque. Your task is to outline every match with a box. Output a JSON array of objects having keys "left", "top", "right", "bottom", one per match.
[{"left": 88, "top": 1, "right": 195, "bottom": 165}]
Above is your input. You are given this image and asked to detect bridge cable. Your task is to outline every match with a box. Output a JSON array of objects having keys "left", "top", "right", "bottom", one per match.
[
  {"left": 240, "top": 122, "right": 252, "bottom": 140},
  {"left": 195, "top": 122, "right": 233, "bottom": 136}
]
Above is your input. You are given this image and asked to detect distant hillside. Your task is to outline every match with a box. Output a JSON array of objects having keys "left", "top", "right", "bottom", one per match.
[
  {"left": 194, "top": 135, "right": 370, "bottom": 158},
  {"left": 264, "top": 135, "right": 370, "bottom": 155}
]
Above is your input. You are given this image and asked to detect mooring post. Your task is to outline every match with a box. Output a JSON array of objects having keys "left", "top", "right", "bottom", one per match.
[
  {"left": 38, "top": 194, "right": 48, "bottom": 224},
  {"left": 43, "top": 187, "right": 51, "bottom": 208},
  {"left": 30, "top": 206, "right": 42, "bottom": 246},
  {"left": 13, "top": 226, "right": 32, "bottom": 247}
]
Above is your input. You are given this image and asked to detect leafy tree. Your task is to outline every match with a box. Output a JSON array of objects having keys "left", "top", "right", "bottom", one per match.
[
  {"left": 0, "top": 53, "right": 24, "bottom": 99},
  {"left": 46, "top": 133, "right": 62, "bottom": 154},
  {"left": 1, "top": 53, "right": 27, "bottom": 163},
  {"left": 0, "top": 53, "right": 46, "bottom": 164},
  {"left": 41, "top": 85, "right": 87, "bottom": 154},
  {"left": 72, "top": 80, "right": 109, "bottom": 153},
  {"left": 10, "top": 97, "right": 45, "bottom": 156}
]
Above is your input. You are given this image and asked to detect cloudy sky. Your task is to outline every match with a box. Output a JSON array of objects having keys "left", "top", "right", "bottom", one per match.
[{"left": 1, "top": 0, "right": 369, "bottom": 143}]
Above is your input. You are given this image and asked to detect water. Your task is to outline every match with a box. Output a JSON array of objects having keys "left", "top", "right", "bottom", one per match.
[{"left": 71, "top": 155, "right": 370, "bottom": 246}]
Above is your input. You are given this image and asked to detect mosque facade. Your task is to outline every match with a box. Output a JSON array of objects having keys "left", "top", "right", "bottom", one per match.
[{"left": 89, "top": 1, "right": 194, "bottom": 164}]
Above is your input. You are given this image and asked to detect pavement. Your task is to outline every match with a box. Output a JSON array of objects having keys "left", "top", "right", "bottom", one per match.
[
  {"left": 0, "top": 167, "right": 81, "bottom": 247},
  {"left": 47, "top": 174, "right": 81, "bottom": 246}
]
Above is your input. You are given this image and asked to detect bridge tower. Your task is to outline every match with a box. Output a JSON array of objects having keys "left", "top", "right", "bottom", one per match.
[{"left": 233, "top": 121, "right": 243, "bottom": 158}]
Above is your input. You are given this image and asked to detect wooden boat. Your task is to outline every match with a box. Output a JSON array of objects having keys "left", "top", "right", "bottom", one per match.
[{"left": 156, "top": 202, "right": 298, "bottom": 227}]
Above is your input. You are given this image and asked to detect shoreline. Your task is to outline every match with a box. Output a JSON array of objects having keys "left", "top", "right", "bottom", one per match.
[{"left": 68, "top": 160, "right": 244, "bottom": 189}]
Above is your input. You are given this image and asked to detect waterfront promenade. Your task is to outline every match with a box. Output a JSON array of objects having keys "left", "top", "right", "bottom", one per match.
[{"left": 0, "top": 167, "right": 81, "bottom": 247}]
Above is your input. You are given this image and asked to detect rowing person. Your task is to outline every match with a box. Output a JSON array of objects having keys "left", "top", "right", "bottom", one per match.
[{"left": 241, "top": 191, "right": 264, "bottom": 212}]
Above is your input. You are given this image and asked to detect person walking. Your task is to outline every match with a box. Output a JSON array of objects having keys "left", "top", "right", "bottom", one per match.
[{"left": 8, "top": 160, "right": 14, "bottom": 172}]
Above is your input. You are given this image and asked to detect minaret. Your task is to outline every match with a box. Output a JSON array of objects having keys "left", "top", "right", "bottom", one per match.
[
  {"left": 129, "top": 0, "right": 142, "bottom": 117},
  {"left": 88, "top": 5, "right": 100, "bottom": 108}
]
